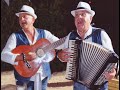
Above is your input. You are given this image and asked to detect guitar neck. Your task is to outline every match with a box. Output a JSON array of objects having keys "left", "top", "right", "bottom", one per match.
[{"left": 43, "top": 37, "right": 66, "bottom": 53}]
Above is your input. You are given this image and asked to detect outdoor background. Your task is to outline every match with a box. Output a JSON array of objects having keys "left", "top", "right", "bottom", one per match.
[
  {"left": 1, "top": 0, "right": 119, "bottom": 77},
  {"left": 1, "top": 0, "right": 119, "bottom": 90}
]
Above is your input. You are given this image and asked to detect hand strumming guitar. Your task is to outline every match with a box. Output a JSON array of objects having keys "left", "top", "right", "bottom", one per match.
[
  {"left": 57, "top": 48, "right": 72, "bottom": 62},
  {"left": 15, "top": 52, "right": 37, "bottom": 62}
]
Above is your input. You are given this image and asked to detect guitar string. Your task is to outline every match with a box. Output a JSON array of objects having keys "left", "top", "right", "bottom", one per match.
[{"left": 42, "top": 36, "right": 67, "bottom": 53}]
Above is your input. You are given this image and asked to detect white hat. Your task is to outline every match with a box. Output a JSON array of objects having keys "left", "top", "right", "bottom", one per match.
[
  {"left": 71, "top": 2, "right": 95, "bottom": 17},
  {"left": 15, "top": 5, "right": 37, "bottom": 19}
]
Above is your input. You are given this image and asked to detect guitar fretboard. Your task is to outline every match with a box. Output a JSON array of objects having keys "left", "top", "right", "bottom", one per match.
[{"left": 43, "top": 37, "right": 66, "bottom": 53}]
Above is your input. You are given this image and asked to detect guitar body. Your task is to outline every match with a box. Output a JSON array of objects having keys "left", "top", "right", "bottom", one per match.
[{"left": 12, "top": 38, "right": 55, "bottom": 77}]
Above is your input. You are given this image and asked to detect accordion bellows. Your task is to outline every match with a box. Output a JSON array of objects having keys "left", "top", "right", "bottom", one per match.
[{"left": 66, "top": 40, "right": 119, "bottom": 89}]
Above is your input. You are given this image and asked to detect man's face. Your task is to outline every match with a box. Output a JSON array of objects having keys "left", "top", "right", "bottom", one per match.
[
  {"left": 19, "top": 13, "right": 35, "bottom": 29},
  {"left": 74, "top": 10, "right": 92, "bottom": 33}
]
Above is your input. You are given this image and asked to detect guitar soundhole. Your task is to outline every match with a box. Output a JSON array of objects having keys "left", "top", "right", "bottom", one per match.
[{"left": 36, "top": 48, "right": 45, "bottom": 57}]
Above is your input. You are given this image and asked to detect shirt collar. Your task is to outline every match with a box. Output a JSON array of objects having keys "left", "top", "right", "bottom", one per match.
[
  {"left": 84, "top": 25, "right": 92, "bottom": 39},
  {"left": 22, "top": 28, "right": 38, "bottom": 45}
]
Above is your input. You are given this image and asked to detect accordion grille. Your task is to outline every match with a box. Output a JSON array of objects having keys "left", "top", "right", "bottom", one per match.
[
  {"left": 65, "top": 40, "right": 118, "bottom": 88},
  {"left": 78, "top": 41, "right": 113, "bottom": 86}
]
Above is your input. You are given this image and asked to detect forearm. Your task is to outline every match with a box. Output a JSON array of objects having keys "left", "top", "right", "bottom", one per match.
[
  {"left": 1, "top": 33, "right": 17, "bottom": 65},
  {"left": 1, "top": 51, "right": 18, "bottom": 65}
]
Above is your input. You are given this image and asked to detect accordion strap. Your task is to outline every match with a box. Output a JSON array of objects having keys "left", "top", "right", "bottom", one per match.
[{"left": 115, "top": 61, "right": 119, "bottom": 78}]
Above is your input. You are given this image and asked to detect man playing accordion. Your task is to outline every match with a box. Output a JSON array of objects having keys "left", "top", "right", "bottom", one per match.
[{"left": 57, "top": 1, "right": 118, "bottom": 90}]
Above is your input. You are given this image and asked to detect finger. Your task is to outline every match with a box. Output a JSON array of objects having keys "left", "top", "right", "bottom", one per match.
[{"left": 28, "top": 52, "right": 34, "bottom": 55}]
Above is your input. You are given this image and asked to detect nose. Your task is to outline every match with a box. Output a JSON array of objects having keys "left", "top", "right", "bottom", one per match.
[
  {"left": 75, "top": 15, "right": 83, "bottom": 19},
  {"left": 19, "top": 16, "right": 25, "bottom": 21}
]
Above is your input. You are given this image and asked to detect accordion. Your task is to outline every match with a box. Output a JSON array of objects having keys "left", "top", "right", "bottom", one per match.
[{"left": 66, "top": 40, "right": 119, "bottom": 89}]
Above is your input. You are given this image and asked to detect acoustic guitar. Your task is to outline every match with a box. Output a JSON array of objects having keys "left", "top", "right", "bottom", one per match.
[{"left": 12, "top": 37, "right": 66, "bottom": 77}]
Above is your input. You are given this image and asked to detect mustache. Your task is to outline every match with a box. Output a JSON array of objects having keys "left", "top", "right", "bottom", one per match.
[
  {"left": 21, "top": 22, "right": 27, "bottom": 25},
  {"left": 22, "top": 21, "right": 27, "bottom": 24},
  {"left": 20, "top": 21, "right": 27, "bottom": 24},
  {"left": 76, "top": 19, "right": 85, "bottom": 24}
]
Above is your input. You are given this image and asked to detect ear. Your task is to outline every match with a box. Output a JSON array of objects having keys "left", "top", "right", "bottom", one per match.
[
  {"left": 90, "top": 16, "right": 93, "bottom": 22},
  {"left": 32, "top": 18, "right": 35, "bottom": 23}
]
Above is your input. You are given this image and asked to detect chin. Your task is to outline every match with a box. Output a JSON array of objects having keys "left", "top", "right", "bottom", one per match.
[
  {"left": 77, "top": 26, "right": 84, "bottom": 30},
  {"left": 22, "top": 25, "right": 28, "bottom": 29}
]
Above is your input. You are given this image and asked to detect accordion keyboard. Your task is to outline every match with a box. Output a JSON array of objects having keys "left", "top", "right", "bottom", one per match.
[{"left": 65, "top": 40, "right": 78, "bottom": 80}]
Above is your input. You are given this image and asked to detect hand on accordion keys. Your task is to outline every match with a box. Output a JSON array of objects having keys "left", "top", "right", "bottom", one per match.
[{"left": 57, "top": 48, "right": 72, "bottom": 62}]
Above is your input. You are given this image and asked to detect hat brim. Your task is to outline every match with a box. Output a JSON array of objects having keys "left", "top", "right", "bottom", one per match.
[
  {"left": 15, "top": 12, "right": 37, "bottom": 19},
  {"left": 71, "top": 9, "right": 95, "bottom": 17}
]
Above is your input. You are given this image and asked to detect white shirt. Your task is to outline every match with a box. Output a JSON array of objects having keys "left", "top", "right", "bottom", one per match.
[
  {"left": 1, "top": 29, "right": 59, "bottom": 81},
  {"left": 58, "top": 26, "right": 117, "bottom": 69},
  {"left": 60, "top": 26, "right": 114, "bottom": 52}
]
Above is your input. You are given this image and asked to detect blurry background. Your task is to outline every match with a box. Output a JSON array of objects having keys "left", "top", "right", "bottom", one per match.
[{"left": 1, "top": 0, "right": 119, "bottom": 73}]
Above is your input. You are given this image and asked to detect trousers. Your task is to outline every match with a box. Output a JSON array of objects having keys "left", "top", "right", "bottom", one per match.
[
  {"left": 73, "top": 82, "right": 108, "bottom": 90},
  {"left": 16, "top": 76, "right": 49, "bottom": 90}
]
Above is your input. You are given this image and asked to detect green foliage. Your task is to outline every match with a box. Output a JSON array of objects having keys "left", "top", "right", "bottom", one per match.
[{"left": 33, "top": 0, "right": 69, "bottom": 37}]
